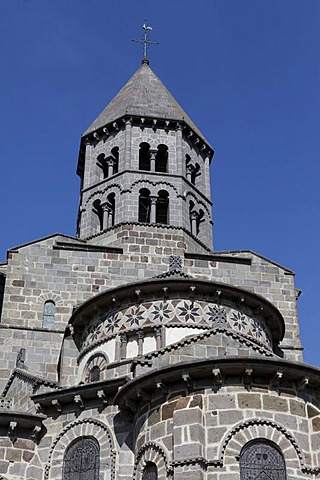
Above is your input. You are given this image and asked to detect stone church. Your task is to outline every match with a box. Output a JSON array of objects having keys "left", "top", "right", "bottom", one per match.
[{"left": 0, "top": 53, "right": 319, "bottom": 480}]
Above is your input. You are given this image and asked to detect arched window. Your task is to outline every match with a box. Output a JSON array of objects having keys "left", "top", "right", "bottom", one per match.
[
  {"left": 84, "top": 353, "right": 108, "bottom": 383},
  {"left": 240, "top": 439, "right": 286, "bottom": 480},
  {"left": 97, "top": 153, "right": 107, "bottom": 179},
  {"left": 197, "top": 208, "right": 204, "bottom": 234},
  {"left": 111, "top": 146, "right": 119, "bottom": 174},
  {"left": 139, "top": 143, "right": 151, "bottom": 171},
  {"left": 43, "top": 300, "right": 56, "bottom": 328},
  {"left": 142, "top": 462, "right": 158, "bottom": 480},
  {"left": 191, "top": 162, "right": 200, "bottom": 185},
  {"left": 93, "top": 199, "right": 103, "bottom": 232},
  {"left": 106, "top": 192, "right": 115, "bottom": 227},
  {"left": 63, "top": 437, "right": 100, "bottom": 480},
  {"left": 156, "top": 190, "right": 169, "bottom": 224},
  {"left": 156, "top": 144, "right": 168, "bottom": 172},
  {"left": 90, "top": 365, "right": 100, "bottom": 382},
  {"left": 139, "top": 188, "right": 151, "bottom": 223}
]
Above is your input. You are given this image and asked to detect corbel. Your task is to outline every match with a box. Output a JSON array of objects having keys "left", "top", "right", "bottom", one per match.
[
  {"left": 162, "top": 287, "right": 169, "bottom": 298},
  {"left": 164, "top": 120, "right": 170, "bottom": 132},
  {"left": 297, "top": 377, "right": 309, "bottom": 391},
  {"left": 237, "top": 297, "right": 245, "bottom": 307},
  {"left": 112, "top": 296, "right": 120, "bottom": 307},
  {"left": 194, "top": 138, "right": 200, "bottom": 145},
  {"left": 214, "top": 290, "right": 222, "bottom": 302},
  {"left": 140, "top": 118, "right": 145, "bottom": 129},
  {"left": 135, "top": 289, "right": 142, "bottom": 300},
  {"left": 74, "top": 395, "right": 84, "bottom": 409},
  {"left": 187, "top": 131, "right": 193, "bottom": 139},
  {"left": 97, "top": 390, "right": 108, "bottom": 405},
  {"left": 156, "top": 381, "right": 168, "bottom": 394},
  {"left": 189, "top": 286, "right": 196, "bottom": 299},
  {"left": 8, "top": 421, "right": 17, "bottom": 438},
  {"left": 31, "top": 426, "right": 41, "bottom": 441},
  {"left": 201, "top": 144, "right": 207, "bottom": 151},
  {"left": 182, "top": 373, "right": 192, "bottom": 388},
  {"left": 243, "top": 368, "right": 253, "bottom": 385},
  {"left": 113, "top": 122, "right": 119, "bottom": 131},
  {"left": 212, "top": 368, "right": 223, "bottom": 386},
  {"left": 93, "top": 132, "right": 100, "bottom": 141},
  {"left": 66, "top": 324, "right": 74, "bottom": 335},
  {"left": 52, "top": 399, "right": 62, "bottom": 413},
  {"left": 34, "top": 403, "right": 43, "bottom": 414},
  {"left": 271, "top": 371, "right": 283, "bottom": 387},
  {"left": 102, "top": 127, "right": 109, "bottom": 136},
  {"left": 152, "top": 119, "right": 157, "bottom": 130}
]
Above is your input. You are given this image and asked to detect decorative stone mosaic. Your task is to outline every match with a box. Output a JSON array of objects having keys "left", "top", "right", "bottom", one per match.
[{"left": 81, "top": 298, "right": 272, "bottom": 352}]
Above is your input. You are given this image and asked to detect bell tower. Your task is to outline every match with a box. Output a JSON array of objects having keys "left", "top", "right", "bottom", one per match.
[{"left": 76, "top": 56, "right": 214, "bottom": 253}]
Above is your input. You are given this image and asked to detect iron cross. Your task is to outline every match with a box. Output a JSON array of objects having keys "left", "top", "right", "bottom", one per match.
[{"left": 132, "top": 21, "right": 159, "bottom": 63}]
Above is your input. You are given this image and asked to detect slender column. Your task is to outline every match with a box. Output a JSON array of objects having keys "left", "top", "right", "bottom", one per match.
[
  {"left": 176, "top": 123, "right": 183, "bottom": 175},
  {"left": 119, "top": 333, "right": 127, "bottom": 360},
  {"left": 124, "top": 119, "right": 132, "bottom": 170},
  {"left": 154, "top": 326, "right": 162, "bottom": 350},
  {"left": 190, "top": 210, "right": 198, "bottom": 236},
  {"left": 149, "top": 196, "right": 158, "bottom": 223},
  {"left": 137, "top": 329, "right": 144, "bottom": 356},
  {"left": 186, "top": 163, "right": 194, "bottom": 182},
  {"left": 149, "top": 150, "right": 157, "bottom": 172},
  {"left": 107, "top": 158, "right": 115, "bottom": 177},
  {"left": 101, "top": 204, "right": 111, "bottom": 229}
]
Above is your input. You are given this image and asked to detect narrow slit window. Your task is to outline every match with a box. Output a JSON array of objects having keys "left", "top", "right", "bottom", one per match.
[{"left": 43, "top": 300, "right": 56, "bottom": 328}]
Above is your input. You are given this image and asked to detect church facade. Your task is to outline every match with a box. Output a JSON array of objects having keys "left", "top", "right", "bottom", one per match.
[{"left": 0, "top": 58, "right": 319, "bottom": 480}]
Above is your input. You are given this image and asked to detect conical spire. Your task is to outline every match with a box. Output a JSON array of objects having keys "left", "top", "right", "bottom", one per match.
[{"left": 83, "top": 62, "right": 206, "bottom": 141}]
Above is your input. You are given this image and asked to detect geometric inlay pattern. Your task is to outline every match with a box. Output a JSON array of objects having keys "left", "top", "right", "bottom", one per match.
[
  {"left": 81, "top": 297, "right": 272, "bottom": 352},
  {"left": 240, "top": 439, "right": 287, "bottom": 480}
]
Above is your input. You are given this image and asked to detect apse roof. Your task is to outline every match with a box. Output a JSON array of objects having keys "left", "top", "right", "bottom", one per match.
[{"left": 83, "top": 62, "right": 206, "bottom": 140}]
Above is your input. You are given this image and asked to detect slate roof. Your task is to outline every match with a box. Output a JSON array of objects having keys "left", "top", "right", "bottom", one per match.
[{"left": 83, "top": 62, "right": 206, "bottom": 140}]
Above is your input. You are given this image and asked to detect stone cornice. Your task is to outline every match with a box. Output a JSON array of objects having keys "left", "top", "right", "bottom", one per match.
[
  {"left": 31, "top": 376, "right": 129, "bottom": 415},
  {"left": 53, "top": 241, "right": 123, "bottom": 254},
  {"left": 0, "top": 410, "right": 46, "bottom": 442},
  {"left": 114, "top": 356, "right": 320, "bottom": 412}
]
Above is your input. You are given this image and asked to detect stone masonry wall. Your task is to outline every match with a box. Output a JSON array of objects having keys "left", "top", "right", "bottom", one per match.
[{"left": 0, "top": 233, "right": 302, "bottom": 391}]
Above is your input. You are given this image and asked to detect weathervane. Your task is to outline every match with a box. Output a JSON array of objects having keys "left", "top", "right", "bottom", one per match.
[{"left": 132, "top": 21, "right": 159, "bottom": 64}]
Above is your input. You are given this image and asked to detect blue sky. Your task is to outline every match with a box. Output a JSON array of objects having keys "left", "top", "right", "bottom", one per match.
[{"left": 0, "top": 1, "right": 319, "bottom": 365}]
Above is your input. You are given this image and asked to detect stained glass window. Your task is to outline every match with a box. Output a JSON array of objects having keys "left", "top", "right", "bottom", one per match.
[
  {"left": 63, "top": 437, "right": 100, "bottom": 480},
  {"left": 142, "top": 462, "right": 158, "bottom": 480},
  {"left": 240, "top": 439, "right": 286, "bottom": 480}
]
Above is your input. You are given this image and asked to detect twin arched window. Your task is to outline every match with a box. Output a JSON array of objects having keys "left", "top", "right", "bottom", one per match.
[
  {"left": 240, "top": 439, "right": 286, "bottom": 480},
  {"left": 97, "top": 146, "right": 119, "bottom": 179},
  {"left": 139, "top": 143, "right": 168, "bottom": 173},
  {"left": 138, "top": 189, "right": 169, "bottom": 225},
  {"left": 93, "top": 193, "right": 115, "bottom": 232}
]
